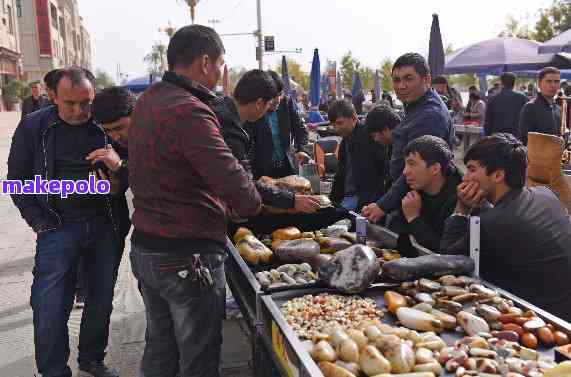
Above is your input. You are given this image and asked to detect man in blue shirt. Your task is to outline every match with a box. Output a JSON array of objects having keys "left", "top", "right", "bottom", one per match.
[
  {"left": 361, "top": 53, "right": 454, "bottom": 223},
  {"left": 247, "top": 71, "right": 309, "bottom": 179}
]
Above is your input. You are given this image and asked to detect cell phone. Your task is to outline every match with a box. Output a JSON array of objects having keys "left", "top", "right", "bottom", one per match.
[{"left": 91, "top": 161, "right": 109, "bottom": 174}]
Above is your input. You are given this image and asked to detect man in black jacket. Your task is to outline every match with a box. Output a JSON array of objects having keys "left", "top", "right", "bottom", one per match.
[
  {"left": 21, "top": 81, "right": 50, "bottom": 119},
  {"left": 7, "top": 68, "right": 129, "bottom": 377},
  {"left": 361, "top": 53, "right": 454, "bottom": 223},
  {"left": 519, "top": 67, "right": 562, "bottom": 145},
  {"left": 389, "top": 135, "right": 461, "bottom": 252},
  {"left": 441, "top": 133, "right": 571, "bottom": 321},
  {"left": 329, "top": 100, "right": 389, "bottom": 212},
  {"left": 247, "top": 70, "right": 309, "bottom": 179},
  {"left": 484, "top": 72, "right": 528, "bottom": 137},
  {"left": 211, "top": 69, "right": 321, "bottom": 215}
]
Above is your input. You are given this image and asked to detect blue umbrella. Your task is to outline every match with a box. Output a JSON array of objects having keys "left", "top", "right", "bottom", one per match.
[
  {"left": 444, "top": 37, "right": 571, "bottom": 75},
  {"left": 309, "top": 48, "right": 321, "bottom": 108},
  {"left": 352, "top": 71, "right": 363, "bottom": 98},
  {"left": 124, "top": 74, "right": 161, "bottom": 93},
  {"left": 374, "top": 70, "right": 381, "bottom": 103},
  {"left": 538, "top": 29, "right": 571, "bottom": 54},
  {"left": 281, "top": 55, "right": 291, "bottom": 96},
  {"left": 428, "top": 14, "right": 445, "bottom": 77}
]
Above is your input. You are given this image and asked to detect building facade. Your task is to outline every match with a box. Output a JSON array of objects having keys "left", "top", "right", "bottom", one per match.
[
  {"left": 0, "top": 0, "right": 22, "bottom": 85},
  {"left": 18, "top": 0, "right": 91, "bottom": 83}
]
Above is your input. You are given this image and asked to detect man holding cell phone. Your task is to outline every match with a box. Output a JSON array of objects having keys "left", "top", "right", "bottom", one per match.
[{"left": 7, "top": 67, "right": 129, "bottom": 377}]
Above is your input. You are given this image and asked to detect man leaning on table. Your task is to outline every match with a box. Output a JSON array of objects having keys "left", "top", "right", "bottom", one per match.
[
  {"left": 361, "top": 52, "right": 454, "bottom": 224},
  {"left": 441, "top": 133, "right": 571, "bottom": 321}
]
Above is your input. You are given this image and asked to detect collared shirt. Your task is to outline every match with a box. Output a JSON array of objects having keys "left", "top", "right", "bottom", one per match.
[{"left": 267, "top": 111, "right": 285, "bottom": 162}]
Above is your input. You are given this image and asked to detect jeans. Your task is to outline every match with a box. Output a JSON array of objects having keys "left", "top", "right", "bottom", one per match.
[
  {"left": 341, "top": 195, "right": 359, "bottom": 211},
  {"left": 130, "top": 242, "right": 227, "bottom": 377},
  {"left": 31, "top": 215, "right": 123, "bottom": 377}
]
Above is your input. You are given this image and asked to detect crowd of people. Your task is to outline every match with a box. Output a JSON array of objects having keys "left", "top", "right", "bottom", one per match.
[{"left": 6, "top": 24, "right": 571, "bottom": 377}]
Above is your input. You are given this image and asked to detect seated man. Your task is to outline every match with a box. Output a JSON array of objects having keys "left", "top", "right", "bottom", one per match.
[
  {"left": 365, "top": 104, "right": 402, "bottom": 194},
  {"left": 441, "top": 133, "right": 571, "bottom": 321},
  {"left": 211, "top": 69, "right": 321, "bottom": 215},
  {"left": 328, "top": 100, "right": 389, "bottom": 212},
  {"left": 389, "top": 135, "right": 462, "bottom": 252}
]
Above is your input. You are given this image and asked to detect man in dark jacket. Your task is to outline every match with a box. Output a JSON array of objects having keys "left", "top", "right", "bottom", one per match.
[
  {"left": 361, "top": 53, "right": 454, "bottom": 223},
  {"left": 247, "top": 70, "right": 309, "bottom": 179},
  {"left": 328, "top": 100, "right": 389, "bottom": 212},
  {"left": 441, "top": 133, "right": 571, "bottom": 321},
  {"left": 128, "top": 25, "right": 261, "bottom": 377},
  {"left": 7, "top": 68, "right": 130, "bottom": 377},
  {"left": 520, "top": 67, "right": 562, "bottom": 145},
  {"left": 21, "top": 81, "right": 50, "bottom": 119},
  {"left": 484, "top": 72, "right": 528, "bottom": 137},
  {"left": 212, "top": 69, "right": 321, "bottom": 215},
  {"left": 389, "top": 135, "right": 462, "bottom": 253}
]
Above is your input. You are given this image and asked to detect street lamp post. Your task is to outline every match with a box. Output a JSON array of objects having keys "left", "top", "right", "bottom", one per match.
[{"left": 186, "top": 0, "right": 199, "bottom": 24}]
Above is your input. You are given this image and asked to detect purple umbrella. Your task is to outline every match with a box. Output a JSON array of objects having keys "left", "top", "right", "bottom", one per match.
[
  {"left": 444, "top": 37, "right": 571, "bottom": 75},
  {"left": 429, "top": 14, "right": 445, "bottom": 77},
  {"left": 539, "top": 29, "right": 571, "bottom": 54}
]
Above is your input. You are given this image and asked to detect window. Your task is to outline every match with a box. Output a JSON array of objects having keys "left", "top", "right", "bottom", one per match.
[
  {"left": 50, "top": 4, "right": 57, "bottom": 29},
  {"left": 59, "top": 16, "right": 65, "bottom": 40},
  {"left": 15, "top": 0, "right": 21, "bottom": 17},
  {"left": 7, "top": 5, "right": 13, "bottom": 35}
]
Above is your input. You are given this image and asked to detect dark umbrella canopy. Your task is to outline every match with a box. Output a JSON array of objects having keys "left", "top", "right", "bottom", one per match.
[
  {"left": 124, "top": 74, "right": 162, "bottom": 93},
  {"left": 539, "top": 29, "right": 571, "bottom": 54},
  {"left": 428, "top": 14, "right": 445, "bottom": 77},
  {"left": 309, "top": 48, "right": 321, "bottom": 108},
  {"left": 352, "top": 72, "right": 363, "bottom": 98},
  {"left": 444, "top": 37, "right": 571, "bottom": 75},
  {"left": 281, "top": 55, "right": 291, "bottom": 95}
]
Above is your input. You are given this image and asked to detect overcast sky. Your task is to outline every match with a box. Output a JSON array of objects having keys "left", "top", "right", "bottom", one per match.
[{"left": 78, "top": 0, "right": 553, "bottom": 83}]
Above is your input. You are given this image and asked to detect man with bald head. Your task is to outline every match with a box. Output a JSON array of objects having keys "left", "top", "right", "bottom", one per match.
[{"left": 8, "top": 67, "right": 129, "bottom": 377}]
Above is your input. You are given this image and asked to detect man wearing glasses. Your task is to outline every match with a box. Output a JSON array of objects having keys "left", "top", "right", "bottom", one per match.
[
  {"left": 247, "top": 70, "right": 309, "bottom": 179},
  {"left": 8, "top": 67, "right": 128, "bottom": 377}
]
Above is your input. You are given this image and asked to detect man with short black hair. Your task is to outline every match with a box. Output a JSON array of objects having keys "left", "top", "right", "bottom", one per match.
[
  {"left": 432, "top": 75, "right": 451, "bottom": 109},
  {"left": 44, "top": 68, "right": 60, "bottom": 103},
  {"left": 441, "top": 133, "right": 571, "bottom": 321},
  {"left": 361, "top": 52, "right": 454, "bottom": 223},
  {"left": 21, "top": 81, "right": 49, "bottom": 119},
  {"left": 8, "top": 67, "right": 129, "bottom": 377},
  {"left": 484, "top": 72, "right": 528, "bottom": 137},
  {"left": 247, "top": 70, "right": 309, "bottom": 179},
  {"left": 365, "top": 104, "right": 401, "bottom": 147},
  {"left": 212, "top": 69, "right": 321, "bottom": 214},
  {"left": 519, "top": 67, "right": 562, "bottom": 144},
  {"left": 129, "top": 25, "right": 261, "bottom": 377},
  {"left": 389, "top": 135, "right": 462, "bottom": 252},
  {"left": 328, "top": 100, "right": 389, "bottom": 212}
]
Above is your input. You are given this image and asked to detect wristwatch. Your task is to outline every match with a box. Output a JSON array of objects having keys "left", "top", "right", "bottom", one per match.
[{"left": 117, "top": 159, "right": 127, "bottom": 171}]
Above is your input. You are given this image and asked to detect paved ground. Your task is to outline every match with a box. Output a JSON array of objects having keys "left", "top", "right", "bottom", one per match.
[{"left": 0, "top": 112, "right": 254, "bottom": 377}]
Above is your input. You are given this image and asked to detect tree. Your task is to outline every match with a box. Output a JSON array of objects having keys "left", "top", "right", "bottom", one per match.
[
  {"left": 500, "top": 1, "right": 571, "bottom": 42},
  {"left": 339, "top": 51, "right": 359, "bottom": 91},
  {"left": 143, "top": 43, "right": 167, "bottom": 76},
  {"left": 358, "top": 66, "right": 375, "bottom": 92},
  {"left": 275, "top": 58, "right": 310, "bottom": 91},
  {"left": 94, "top": 69, "right": 115, "bottom": 89},
  {"left": 379, "top": 57, "right": 394, "bottom": 92},
  {"left": 227, "top": 66, "right": 247, "bottom": 92}
]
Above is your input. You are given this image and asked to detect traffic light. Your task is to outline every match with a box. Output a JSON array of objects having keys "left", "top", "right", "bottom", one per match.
[{"left": 264, "top": 36, "right": 275, "bottom": 52}]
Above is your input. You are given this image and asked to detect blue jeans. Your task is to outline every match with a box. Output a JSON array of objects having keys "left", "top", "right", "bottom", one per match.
[
  {"left": 31, "top": 216, "right": 123, "bottom": 377},
  {"left": 341, "top": 195, "right": 359, "bottom": 211},
  {"left": 130, "top": 242, "right": 227, "bottom": 377}
]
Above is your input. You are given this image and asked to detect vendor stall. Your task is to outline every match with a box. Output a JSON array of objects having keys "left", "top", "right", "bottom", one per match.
[{"left": 225, "top": 209, "right": 571, "bottom": 377}]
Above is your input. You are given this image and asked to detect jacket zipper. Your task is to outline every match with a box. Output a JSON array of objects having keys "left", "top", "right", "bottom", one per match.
[{"left": 40, "top": 120, "right": 121, "bottom": 239}]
